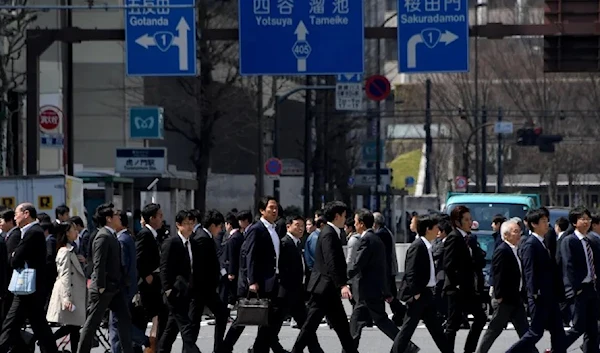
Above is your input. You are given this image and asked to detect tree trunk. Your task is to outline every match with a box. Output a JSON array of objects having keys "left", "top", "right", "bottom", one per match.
[{"left": 194, "top": 146, "right": 211, "bottom": 211}]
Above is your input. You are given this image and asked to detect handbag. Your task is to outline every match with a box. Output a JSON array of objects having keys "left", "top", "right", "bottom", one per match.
[
  {"left": 8, "top": 263, "right": 36, "bottom": 295},
  {"left": 236, "top": 293, "right": 271, "bottom": 326}
]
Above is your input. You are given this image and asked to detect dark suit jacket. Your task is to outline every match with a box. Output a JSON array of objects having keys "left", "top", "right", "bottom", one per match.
[
  {"left": 432, "top": 237, "right": 445, "bottom": 282},
  {"left": 91, "top": 227, "right": 124, "bottom": 292},
  {"left": 400, "top": 237, "right": 436, "bottom": 302},
  {"left": 307, "top": 224, "right": 347, "bottom": 295},
  {"left": 560, "top": 232, "right": 600, "bottom": 299},
  {"left": 118, "top": 231, "right": 138, "bottom": 301},
  {"left": 0, "top": 237, "right": 8, "bottom": 297},
  {"left": 85, "top": 227, "right": 99, "bottom": 278},
  {"left": 521, "top": 234, "right": 555, "bottom": 300},
  {"left": 5, "top": 227, "right": 21, "bottom": 262},
  {"left": 192, "top": 227, "right": 221, "bottom": 296},
  {"left": 443, "top": 229, "right": 479, "bottom": 295},
  {"left": 278, "top": 234, "right": 306, "bottom": 303},
  {"left": 222, "top": 229, "right": 244, "bottom": 277},
  {"left": 375, "top": 227, "right": 394, "bottom": 280},
  {"left": 135, "top": 226, "right": 160, "bottom": 282},
  {"left": 491, "top": 241, "right": 523, "bottom": 305},
  {"left": 160, "top": 235, "right": 196, "bottom": 300},
  {"left": 238, "top": 220, "right": 277, "bottom": 296},
  {"left": 347, "top": 230, "right": 390, "bottom": 301},
  {"left": 45, "top": 235, "right": 58, "bottom": 293},
  {"left": 11, "top": 223, "right": 48, "bottom": 295}
]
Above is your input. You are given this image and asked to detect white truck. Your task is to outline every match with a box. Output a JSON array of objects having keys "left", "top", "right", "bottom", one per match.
[{"left": 0, "top": 175, "right": 85, "bottom": 224}]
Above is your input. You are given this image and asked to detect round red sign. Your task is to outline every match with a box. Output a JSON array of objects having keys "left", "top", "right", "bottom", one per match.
[{"left": 39, "top": 105, "right": 62, "bottom": 131}]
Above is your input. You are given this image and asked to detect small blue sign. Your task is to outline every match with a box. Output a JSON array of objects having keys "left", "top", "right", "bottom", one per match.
[
  {"left": 125, "top": 0, "right": 197, "bottom": 76},
  {"left": 397, "top": 0, "right": 469, "bottom": 73},
  {"left": 362, "top": 141, "right": 384, "bottom": 162},
  {"left": 336, "top": 73, "right": 363, "bottom": 83},
  {"left": 129, "top": 106, "right": 164, "bottom": 139},
  {"left": 239, "top": 0, "right": 365, "bottom": 75},
  {"left": 40, "top": 133, "right": 64, "bottom": 149},
  {"left": 405, "top": 176, "right": 415, "bottom": 187},
  {"left": 348, "top": 176, "right": 355, "bottom": 186},
  {"left": 265, "top": 157, "right": 283, "bottom": 175}
]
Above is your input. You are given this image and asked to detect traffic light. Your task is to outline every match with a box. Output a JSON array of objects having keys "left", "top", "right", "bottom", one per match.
[
  {"left": 516, "top": 128, "right": 542, "bottom": 146},
  {"left": 538, "top": 134, "right": 563, "bottom": 153}
]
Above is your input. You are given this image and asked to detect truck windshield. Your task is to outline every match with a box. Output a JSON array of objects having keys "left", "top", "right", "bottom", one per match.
[{"left": 446, "top": 203, "right": 530, "bottom": 231}]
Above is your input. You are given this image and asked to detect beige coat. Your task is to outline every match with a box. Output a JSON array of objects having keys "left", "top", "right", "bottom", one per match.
[{"left": 46, "top": 244, "right": 87, "bottom": 326}]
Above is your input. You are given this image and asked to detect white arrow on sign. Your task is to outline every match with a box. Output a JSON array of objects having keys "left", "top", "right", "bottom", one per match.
[
  {"left": 406, "top": 30, "right": 459, "bottom": 69},
  {"left": 135, "top": 16, "right": 190, "bottom": 71},
  {"left": 294, "top": 21, "right": 309, "bottom": 72},
  {"left": 173, "top": 17, "right": 190, "bottom": 71}
]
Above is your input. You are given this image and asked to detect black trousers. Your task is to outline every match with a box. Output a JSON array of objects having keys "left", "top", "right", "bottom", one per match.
[
  {"left": 445, "top": 292, "right": 487, "bottom": 353},
  {"left": 78, "top": 290, "right": 134, "bottom": 353},
  {"left": 348, "top": 297, "right": 399, "bottom": 350},
  {"left": 190, "top": 292, "right": 228, "bottom": 353},
  {"left": 475, "top": 298, "right": 534, "bottom": 353},
  {"left": 393, "top": 289, "right": 452, "bottom": 353},
  {"left": 158, "top": 295, "right": 200, "bottom": 353},
  {"left": 55, "top": 325, "right": 81, "bottom": 353},
  {"left": 564, "top": 284, "right": 599, "bottom": 353},
  {"left": 0, "top": 293, "right": 57, "bottom": 353},
  {"left": 139, "top": 274, "right": 168, "bottom": 339},
  {"left": 272, "top": 298, "right": 324, "bottom": 353},
  {"left": 291, "top": 288, "right": 356, "bottom": 353}
]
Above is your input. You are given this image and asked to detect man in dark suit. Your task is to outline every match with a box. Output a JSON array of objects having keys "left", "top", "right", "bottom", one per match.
[
  {"left": 476, "top": 218, "right": 536, "bottom": 353},
  {"left": 40, "top": 221, "right": 58, "bottom": 310},
  {"left": 443, "top": 205, "right": 487, "bottom": 353},
  {"left": 71, "top": 215, "right": 89, "bottom": 268},
  {"left": 507, "top": 208, "right": 566, "bottom": 353},
  {"left": 348, "top": 209, "right": 404, "bottom": 351},
  {"left": 554, "top": 216, "right": 571, "bottom": 326},
  {"left": 220, "top": 211, "right": 245, "bottom": 315},
  {"left": 159, "top": 210, "right": 201, "bottom": 353},
  {"left": 55, "top": 204, "right": 70, "bottom": 223},
  {"left": 273, "top": 215, "right": 324, "bottom": 353},
  {"left": 560, "top": 206, "right": 599, "bottom": 352},
  {"left": 392, "top": 214, "right": 451, "bottom": 353},
  {"left": 85, "top": 215, "right": 100, "bottom": 279},
  {"left": 432, "top": 219, "right": 450, "bottom": 320},
  {"left": 291, "top": 201, "right": 357, "bottom": 353},
  {"left": 0, "top": 203, "right": 57, "bottom": 353},
  {"left": 135, "top": 203, "right": 167, "bottom": 350},
  {"left": 189, "top": 209, "right": 228, "bottom": 353},
  {"left": 78, "top": 203, "right": 134, "bottom": 353},
  {"left": 0, "top": 209, "right": 19, "bottom": 325}
]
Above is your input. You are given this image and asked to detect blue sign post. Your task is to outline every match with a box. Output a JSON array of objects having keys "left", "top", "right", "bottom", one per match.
[
  {"left": 397, "top": 0, "right": 469, "bottom": 73},
  {"left": 239, "top": 0, "right": 365, "bottom": 75},
  {"left": 125, "top": 0, "right": 197, "bottom": 76},
  {"left": 129, "top": 106, "right": 164, "bottom": 139}
]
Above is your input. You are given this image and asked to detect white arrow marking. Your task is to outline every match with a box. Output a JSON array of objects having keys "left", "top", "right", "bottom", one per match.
[
  {"left": 173, "top": 17, "right": 190, "bottom": 71},
  {"left": 344, "top": 73, "right": 355, "bottom": 81},
  {"left": 135, "top": 34, "right": 156, "bottom": 49},
  {"left": 440, "top": 30, "right": 458, "bottom": 45},
  {"left": 295, "top": 20, "right": 308, "bottom": 41},
  {"left": 407, "top": 34, "right": 423, "bottom": 69},
  {"left": 295, "top": 21, "right": 309, "bottom": 72}
]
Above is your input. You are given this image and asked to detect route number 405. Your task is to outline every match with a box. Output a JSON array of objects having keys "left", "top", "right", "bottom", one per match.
[{"left": 292, "top": 40, "right": 312, "bottom": 59}]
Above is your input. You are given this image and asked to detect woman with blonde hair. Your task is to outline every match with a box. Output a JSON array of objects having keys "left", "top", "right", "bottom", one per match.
[{"left": 46, "top": 220, "right": 87, "bottom": 353}]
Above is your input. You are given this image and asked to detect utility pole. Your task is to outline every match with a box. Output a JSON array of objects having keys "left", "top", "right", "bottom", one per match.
[
  {"left": 256, "top": 76, "right": 264, "bottom": 207},
  {"left": 497, "top": 107, "right": 503, "bottom": 193},
  {"left": 480, "top": 105, "right": 487, "bottom": 192},
  {"left": 303, "top": 75, "right": 312, "bottom": 217},
  {"left": 424, "top": 79, "right": 432, "bottom": 194}
]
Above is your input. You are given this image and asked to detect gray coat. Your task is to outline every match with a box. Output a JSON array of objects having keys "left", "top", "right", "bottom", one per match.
[
  {"left": 346, "top": 233, "right": 361, "bottom": 266},
  {"left": 91, "top": 227, "right": 123, "bottom": 292}
]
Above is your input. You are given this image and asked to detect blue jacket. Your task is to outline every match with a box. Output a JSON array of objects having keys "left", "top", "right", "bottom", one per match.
[
  {"left": 304, "top": 229, "right": 320, "bottom": 270},
  {"left": 117, "top": 230, "right": 138, "bottom": 301}
]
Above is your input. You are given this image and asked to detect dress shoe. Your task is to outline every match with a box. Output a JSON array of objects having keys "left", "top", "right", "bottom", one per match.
[{"left": 406, "top": 342, "right": 421, "bottom": 353}]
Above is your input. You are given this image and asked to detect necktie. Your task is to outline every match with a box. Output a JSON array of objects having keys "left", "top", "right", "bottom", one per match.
[
  {"left": 184, "top": 241, "right": 193, "bottom": 271},
  {"left": 72, "top": 241, "right": 79, "bottom": 254},
  {"left": 584, "top": 238, "right": 596, "bottom": 281}
]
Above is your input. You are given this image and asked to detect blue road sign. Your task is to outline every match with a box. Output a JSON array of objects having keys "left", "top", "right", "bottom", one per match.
[
  {"left": 129, "top": 106, "right": 164, "bottom": 139},
  {"left": 239, "top": 0, "right": 365, "bottom": 75},
  {"left": 362, "top": 140, "right": 384, "bottom": 162},
  {"left": 336, "top": 73, "right": 363, "bottom": 83},
  {"left": 265, "top": 157, "right": 283, "bottom": 175},
  {"left": 397, "top": 0, "right": 469, "bottom": 73},
  {"left": 40, "top": 133, "right": 64, "bottom": 149},
  {"left": 405, "top": 176, "right": 415, "bottom": 187},
  {"left": 125, "top": 0, "right": 197, "bottom": 76}
]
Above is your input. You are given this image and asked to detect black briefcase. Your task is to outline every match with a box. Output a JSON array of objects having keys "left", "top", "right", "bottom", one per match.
[{"left": 236, "top": 294, "right": 271, "bottom": 326}]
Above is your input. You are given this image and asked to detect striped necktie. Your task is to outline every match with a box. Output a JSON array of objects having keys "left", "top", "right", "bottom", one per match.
[{"left": 584, "top": 237, "right": 596, "bottom": 282}]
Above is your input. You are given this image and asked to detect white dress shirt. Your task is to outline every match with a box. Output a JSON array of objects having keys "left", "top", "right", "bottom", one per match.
[
  {"left": 20, "top": 220, "right": 39, "bottom": 239},
  {"left": 178, "top": 232, "right": 193, "bottom": 271},
  {"left": 105, "top": 226, "right": 116, "bottom": 235},
  {"left": 457, "top": 228, "right": 472, "bottom": 256},
  {"left": 574, "top": 230, "right": 595, "bottom": 283},
  {"left": 327, "top": 222, "right": 342, "bottom": 239},
  {"left": 288, "top": 232, "right": 305, "bottom": 277},
  {"left": 420, "top": 237, "right": 436, "bottom": 288},
  {"left": 261, "top": 217, "right": 280, "bottom": 273},
  {"left": 504, "top": 240, "right": 523, "bottom": 291},
  {"left": 146, "top": 224, "right": 158, "bottom": 238}
]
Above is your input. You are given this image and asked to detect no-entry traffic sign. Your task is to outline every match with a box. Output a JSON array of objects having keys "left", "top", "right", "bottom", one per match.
[
  {"left": 39, "top": 105, "right": 62, "bottom": 131},
  {"left": 365, "top": 75, "right": 391, "bottom": 102},
  {"left": 264, "top": 158, "right": 283, "bottom": 176}
]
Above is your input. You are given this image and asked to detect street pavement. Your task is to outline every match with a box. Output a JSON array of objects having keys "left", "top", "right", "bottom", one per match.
[{"left": 77, "top": 298, "right": 585, "bottom": 353}]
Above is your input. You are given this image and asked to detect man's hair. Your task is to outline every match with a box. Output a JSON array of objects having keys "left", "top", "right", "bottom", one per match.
[
  {"left": 525, "top": 208, "right": 548, "bottom": 231},
  {"left": 37, "top": 212, "right": 51, "bottom": 224},
  {"left": 592, "top": 213, "right": 600, "bottom": 226},
  {"left": 0, "top": 209, "right": 15, "bottom": 224},
  {"left": 568, "top": 206, "right": 591, "bottom": 226},
  {"left": 55, "top": 204, "right": 70, "bottom": 219},
  {"left": 117, "top": 210, "right": 129, "bottom": 228},
  {"left": 416, "top": 214, "right": 439, "bottom": 237},
  {"left": 555, "top": 216, "right": 570, "bottom": 232},
  {"left": 190, "top": 209, "right": 203, "bottom": 224},
  {"left": 438, "top": 219, "right": 452, "bottom": 235},
  {"left": 344, "top": 217, "right": 355, "bottom": 229},
  {"left": 500, "top": 218, "right": 521, "bottom": 240},
  {"left": 95, "top": 203, "right": 114, "bottom": 227},
  {"left": 225, "top": 212, "right": 240, "bottom": 229},
  {"left": 323, "top": 201, "right": 348, "bottom": 222},
  {"left": 40, "top": 222, "right": 54, "bottom": 233},
  {"left": 450, "top": 205, "right": 470, "bottom": 229},
  {"left": 203, "top": 209, "right": 225, "bottom": 229},
  {"left": 315, "top": 216, "right": 327, "bottom": 228},
  {"left": 286, "top": 214, "right": 305, "bottom": 225},
  {"left": 492, "top": 214, "right": 507, "bottom": 225},
  {"left": 355, "top": 209, "right": 374, "bottom": 229},
  {"left": 257, "top": 196, "right": 278, "bottom": 212},
  {"left": 373, "top": 212, "right": 385, "bottom": 226},
  {"left": 315, "top": 209, "right": 324, "bottom": 217},
  {"left": 70, "top": 215, "right": 85, "bottom": 228},
  {"left": 141, "top": 203, "right": 161, "bottom": 223},
  {"left": 236, "top": 210, "right": 253, "bottom": 223},
  {"left": 19, "top": 203, "right": 37, "bottom": 220},
  {"left": 175, "top": 210, "right": 194, "bottom": 224}
]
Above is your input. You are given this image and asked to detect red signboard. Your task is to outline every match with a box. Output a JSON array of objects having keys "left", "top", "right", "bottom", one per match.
[{"left": 39, "top": 105, "right": 63, "bottom": 131}]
